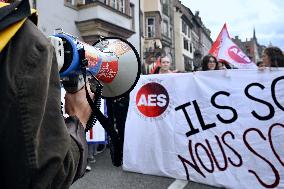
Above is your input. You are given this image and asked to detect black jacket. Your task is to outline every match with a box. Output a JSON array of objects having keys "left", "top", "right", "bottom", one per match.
[{"left": 0, "top": 1, "right": 87, "bottom": 188}]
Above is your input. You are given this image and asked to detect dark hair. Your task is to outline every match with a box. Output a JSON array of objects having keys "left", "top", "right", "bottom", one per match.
[
  {"left": 264, "top": 46, "right": 284, "bottom": 67},
  {"left": 202, "top": 54, "right": 219, "bottom": 71},
  {"left": 224, "top": 63, "right": 231, "bottom": 69},
  {"left": 256, "top": 61, "right": 263, "bottom": 67},
  {"left": 218, "top": 60, "right": 232, "bottom": 69}
]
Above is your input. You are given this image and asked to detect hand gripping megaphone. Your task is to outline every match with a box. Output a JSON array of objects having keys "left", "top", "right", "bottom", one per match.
[
  {"left": 49, "top": 31, "right": 141, "bottom": 167},
  {"left": 49, "top": 31, "right": 141, "bottom": 99}
]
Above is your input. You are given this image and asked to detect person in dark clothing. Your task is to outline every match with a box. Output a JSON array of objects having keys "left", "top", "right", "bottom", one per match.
[
  {"left": 262, "top": 46, "right": 284, "bottom": 67},
  {"left": 106, "top": 94, "right": 130, "bottom": 152},
  {"left": 201, "top": 54, "right": 219, "bottom": 71},
  {"left": 256, "top": 61, "right": 265, "bottom": 68},
  {"left": 0, "top": 1, "right": 88, "bottom": 188}
]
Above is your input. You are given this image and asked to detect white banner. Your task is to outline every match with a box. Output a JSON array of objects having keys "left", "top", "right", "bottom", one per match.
[{"left": 123, "top": 69, "right": 284, "bottom": 189}]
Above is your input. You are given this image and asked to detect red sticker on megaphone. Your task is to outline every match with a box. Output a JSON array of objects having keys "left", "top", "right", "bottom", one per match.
[{"left": 96, "top": 61, "right": 118, "bottom": 83}]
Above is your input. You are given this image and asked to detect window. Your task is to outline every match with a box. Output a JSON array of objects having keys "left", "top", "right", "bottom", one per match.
[
  {"left": 188, "top": 29, "right": 191, "bottom": 38},
  {"left": 183, "top": 55, "right": 192, "bottom": 71},
  {"left": 119, "top": 0, "right": 125, "bottom": 13},
  {"left": 162, "top": 4, "right": 169, "bottom": 16},
  {"left": 184, "top": 55, "right": 192, "bottom": 71},
  {"left": 163, "top": 20, "right": 169, "bottom": 37},
  {"left": 182, "top": 20, "right": 187, "bottom": 35},
  {"left": 247, "top": 48, "right": 250, "bottom": 54},
  {"left": 30, "top": 0, "right": 36, "bottom": 8},
  {"left": 65, "top": 0, "right": 75, "bottom": 4},
  {"left": 146, "top": 17, "right": 155, "bottom": 38},
  {"left": 85, "top": 0, "right": 96, "bottom": 4},
  {"left": 140, "top": 11, "right": 144, "bottom": 36},
  {"left": 162, "top": 0, "right": 169, "bottom": 15},
  {"left": 76, "top": 0, "right": 85, "bottom": 5},
  {"left": 183, "top": 38, "right": 189, "bottom": 50},
  {"left": 110, "top": 0, "right": 117, "bottom": 9},
  {"left": 130, "top": 3, "right": 135, "bottom": 30},
  {"left": 190, "top": 43, "right": 193, "bottom": 53},
  {"left": 98, "top": 0, "right": 107, "bottom": 3}
]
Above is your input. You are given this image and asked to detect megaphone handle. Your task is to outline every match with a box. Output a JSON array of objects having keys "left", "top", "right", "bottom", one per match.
[
  {"left": 81, "top": 67, "right": 118, "bottom": 139},
  {"left": 85, "top": 84, "right": 102, "bottom": 132},
  {"left": 82, "top": 65, "right": 122, "bottom": 166},
  {"left": 84, "top": 83, "right": 117, "bottom": 140}
]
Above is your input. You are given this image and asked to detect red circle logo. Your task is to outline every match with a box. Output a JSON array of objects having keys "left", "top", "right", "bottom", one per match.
[
  {"left": 228, "top": 45, "right": 251, "bottom": 64},
  {"left": 136, "top": 82, "right": 169, "bottom": 117}
]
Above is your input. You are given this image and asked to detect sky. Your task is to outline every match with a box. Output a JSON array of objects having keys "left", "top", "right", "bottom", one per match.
[{"left": 180, "top": 0, "right": 284, "bottom": 50}]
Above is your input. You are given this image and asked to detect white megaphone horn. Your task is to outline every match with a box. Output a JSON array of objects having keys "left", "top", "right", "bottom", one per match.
[{"left": 49, "top": 31, "right": 141, "bottom": 99}]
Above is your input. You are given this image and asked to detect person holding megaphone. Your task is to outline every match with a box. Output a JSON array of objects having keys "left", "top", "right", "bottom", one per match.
[
  {"left": 50, "top": 16, "right": 141, "bottom": 169},
  {"left": 0, "top": 0, "right": 141, "bottom": 188},
  {"left": 0, "top": 1, "right": 90, "bottom": 188}
]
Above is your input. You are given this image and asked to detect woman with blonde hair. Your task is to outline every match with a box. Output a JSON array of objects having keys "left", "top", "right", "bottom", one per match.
[{"left": 153, "top": 54, "right": 174, "bottom": 74}]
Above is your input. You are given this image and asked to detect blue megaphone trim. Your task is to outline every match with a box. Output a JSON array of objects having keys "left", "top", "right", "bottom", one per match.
[{"left": 54, "top": 34, "right": 80, "bottom": 77}]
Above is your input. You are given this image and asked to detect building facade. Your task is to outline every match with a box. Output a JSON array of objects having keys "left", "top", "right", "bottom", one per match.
[
  {"left": 173, "top": 0, "right": 194, "bottom": 72},
  {"left": 34, "top": 0, "right": 140, "bottom": 53},
  {"left": 141, "top": 0, "right": 162, "bottom": 74},
  {"left": 193, "top": 11, "right": 212, "bottom": 60},
  {"left": 232, "top": 29, "right": 265, "bottom": 63},
  {"left": 141, "top": 0, "right": 176, "bottom": 74},
  {"left": 29, "top": 0, "right": 213, "bottom": 73},
  {"left": 173, "top": 0, "right": 212, "bottom": 72}
]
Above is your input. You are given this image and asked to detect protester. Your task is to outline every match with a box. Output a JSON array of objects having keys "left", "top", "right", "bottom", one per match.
[
  {"left": 86, "top": 143, "right": 97, "bottom": 171},
  {"left": 87, "top": 142, "right": 107, "bottom": 170},
  {"left": 217, "top": 60, "right": 231, "bottom": 70},
  {"left": 256, "top": 61, "right": 265, "bottom": 68},
  {"left": 153, "top": 54, "right": 177, "bottom": 74},
  {"left": 0, "top": 1, "right": 88, "bottom": 188},
  {"left": 262, "top": 46, "right": 284, "bottom": 67},
  {"left": 218, "top": 61, "right": 226, "bottom": 70},
  {"left": 106, "top": 94, "right": 130, "bottom": 154},
  {"left": 201, "top": 54, "right": 219, "bottom": 71}
]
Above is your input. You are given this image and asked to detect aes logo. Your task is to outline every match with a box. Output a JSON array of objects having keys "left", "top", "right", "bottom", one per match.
[
  {"left": 136, "top": 82, "right": 169, "bottom": 117},
  {"left": 228, "top": 45, "right": 251, "bottom": 63}
]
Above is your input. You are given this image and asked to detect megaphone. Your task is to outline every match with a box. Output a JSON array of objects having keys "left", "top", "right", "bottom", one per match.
[
  {"left": 49, "top": 32, "right": 141, "bottom": 167},
  {"left": 49, "top": 31, "right": 141, "bottom": 99}
]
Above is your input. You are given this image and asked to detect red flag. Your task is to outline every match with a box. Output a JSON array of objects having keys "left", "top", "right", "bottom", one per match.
[
  {"left": 209, "top": 24, "right": 257, "bottom": 69},
  {"left": 218, "top": 31, "right": 257, "bottom": 69},
  {"left": 209, "top": 23, "right": 230, "bottom": 57},
  {"left": 149, "top": 57, "right": 161, "bottom": 74}
]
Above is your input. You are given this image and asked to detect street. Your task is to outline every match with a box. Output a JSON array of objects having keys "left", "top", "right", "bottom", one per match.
[{"left": 70, "top": 149, "right": 221, "bottom": 189}]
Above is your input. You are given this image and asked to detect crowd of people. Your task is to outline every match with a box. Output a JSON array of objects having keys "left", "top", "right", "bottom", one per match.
[{"left": 150, "top": 46, "right": 284, "bottom": 74}]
